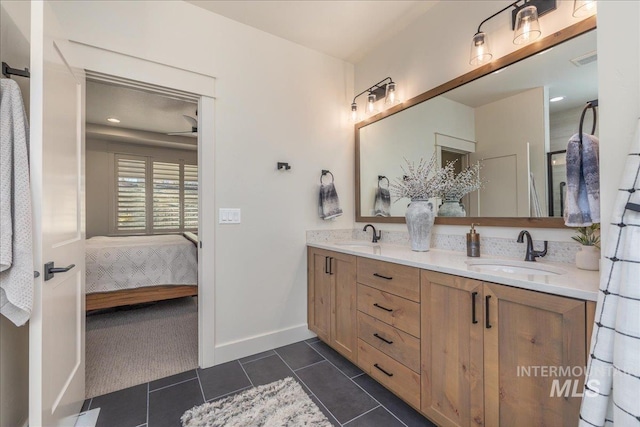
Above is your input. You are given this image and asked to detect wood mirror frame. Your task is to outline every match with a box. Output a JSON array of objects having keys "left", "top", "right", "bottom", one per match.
[{"left": 355, "top": 16, "right": 597, "bottom": 228}]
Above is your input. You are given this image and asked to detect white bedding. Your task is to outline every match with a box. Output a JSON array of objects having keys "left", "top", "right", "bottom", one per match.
[{"left": 86, "top": 235, "right": 198, "bottom": 294}]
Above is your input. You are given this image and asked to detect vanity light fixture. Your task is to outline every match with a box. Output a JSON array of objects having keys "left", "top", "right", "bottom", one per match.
[
  {"left": 572, "top": 0, "right": 596, "bottom": 17},
  {"left": 469, "top": 0, "right": 556, "bottom": 66},
  {"left": 107, "top": 117, "right": 121, "bottom": 123},
  {"left": 350, "top": 76, "right": 397, "bottom": 122},
  {"left": 550, "top": 96, "right": 565, "bottom": 102}
]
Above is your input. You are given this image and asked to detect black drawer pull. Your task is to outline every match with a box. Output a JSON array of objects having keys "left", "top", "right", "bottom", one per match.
[
  {"left": 471, "top": 291, "right": 478, "bottom": 324},
  {"left": 328, "top": 257, "right": 334, "bottom": 275},
  {"left": 373, "top": 333, "right": 393, "bottom": 344},
  {"left": 374, "top": 363, "right": 394, "bottom": 377},
  {"left": 324, "top": 256, "right": 329, "bottom": 274},
  {"left": 373, "top": 273, "right": 393, "bottom": 280},
  {"left": 485, "top": 295, "right": 492, "bottom": 329},
  {"left": 373, "top": 303, "right": 393, "bottom": 312}
]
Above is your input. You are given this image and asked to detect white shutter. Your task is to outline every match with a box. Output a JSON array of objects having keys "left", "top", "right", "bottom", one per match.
[
  {"left": 116, "top": 156, "right": 147, "bottom": 232},
  {"left": 153, "top": 161, "right": 181, "bottom": 230},
  {"left": 184, "top": 164, "right": 198, "bottom": 230}
]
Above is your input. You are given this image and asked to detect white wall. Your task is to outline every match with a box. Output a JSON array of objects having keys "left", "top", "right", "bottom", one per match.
[
  {"left": 354, "top": 0, "right": 594, "bottom": 242},
  {"left": 85, "top": 138, "right": 198, "bottom": 238},
  {"left": 50, "top": 1, "right": 354, "bottom": 363},
  {"left": 0, "top": 2, "right": 30, "bottom": 426}
]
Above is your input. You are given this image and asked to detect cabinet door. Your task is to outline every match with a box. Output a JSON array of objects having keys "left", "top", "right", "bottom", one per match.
[
  {"left": 307, "top": 248, "right": 331, "bottom": 342},
  {"left": 421, "top": 271, "right": 485, "bottom": 427},
  {"left": 483, "top": 283, "right": 586, "bottom": 427},
  {"left": 330, "top": 252, "right": 357, "bottom": 362}
]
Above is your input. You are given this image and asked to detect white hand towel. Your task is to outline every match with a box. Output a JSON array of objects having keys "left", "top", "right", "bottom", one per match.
[
  {"left": 0, "top": 79, "right": 33, "bottom": 326},
  {"left": 564, "top": 133, "right": 600, "bottom": 226},
  {"left": 318, "top": 182, "right": 343, "bottom": 220},
  {"left": 373, "top": 186, "right": 391, "bottom": 217}
]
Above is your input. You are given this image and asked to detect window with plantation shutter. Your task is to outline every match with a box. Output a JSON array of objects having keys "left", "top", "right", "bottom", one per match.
[
  {"left": 113, "top": 156, "right": 198, "bottom": 234},
  {"left": 116, "top": 156, "right": 147, "bottom": 232}
]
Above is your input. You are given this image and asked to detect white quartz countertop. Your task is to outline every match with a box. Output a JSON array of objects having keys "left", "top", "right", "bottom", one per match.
[{"left": 307, "top": 241, "right": 600, "bottom": 301}]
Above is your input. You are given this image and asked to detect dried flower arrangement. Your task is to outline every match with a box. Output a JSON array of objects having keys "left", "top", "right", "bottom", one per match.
[
  {"left": 571, "top": 223, "right": 600, "bottom": 248},
  {"left": 390, "top": 153, "right": 455, "bottom": 200},
  {"left": 440, "top": 161, "right": 483, "bottom": 201}
]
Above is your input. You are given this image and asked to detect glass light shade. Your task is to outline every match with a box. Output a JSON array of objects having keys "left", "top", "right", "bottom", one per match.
[
  {"left": 513, "top": 5, "right": 541, "bottom": 45},
  {"left": 350, "top": 103, "right": 358, "bottom": 122},
  {"left": 385, "top": 82, "right": 397, "bottom": 105},
  {"left": 366, "top": 93, "right": 377, "bottom": 114},
  {"left": 573, "top": 0, "right": 596, "bottom": 17},
  {"left": 469, "top": 32, "right": 492, "bottom": 66}
]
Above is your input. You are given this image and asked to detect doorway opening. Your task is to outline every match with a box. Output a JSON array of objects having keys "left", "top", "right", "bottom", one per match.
[{"left": 83, "top": 77, "right": 201, "bottom": 398}]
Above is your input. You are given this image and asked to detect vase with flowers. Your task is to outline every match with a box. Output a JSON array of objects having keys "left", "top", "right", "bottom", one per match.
[
  {"left": 572, "top": 223, "right": 600, "bottom": 270},
  {"left": 437, "top": 162, "right": 483, "bottom": 217},
  {"left": 390, "top": 153, "right": 453, "bottom": 251}
]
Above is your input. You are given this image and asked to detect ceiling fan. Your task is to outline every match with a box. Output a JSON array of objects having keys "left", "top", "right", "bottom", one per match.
[{"left": 168, "top": 112, "right": 198, "bottom": 138}]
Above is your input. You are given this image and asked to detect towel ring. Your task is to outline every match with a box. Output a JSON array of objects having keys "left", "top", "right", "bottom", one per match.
[
  {"left": 578, "top": 99, "right": 598, "bottom": 145},
  {"left": 378, "top": 175, "right": 389, "bottom": 189},
  {"left": 321, "top": 170, "right": 334, "bottom": 184}
]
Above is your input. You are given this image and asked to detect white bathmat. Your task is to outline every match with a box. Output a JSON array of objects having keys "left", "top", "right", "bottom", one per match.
[{"left": 181, "top": 377, "right": 331, "bottom": 427}]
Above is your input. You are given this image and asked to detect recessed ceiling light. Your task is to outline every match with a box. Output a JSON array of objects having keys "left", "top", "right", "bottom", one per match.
[
  {"left": 550, "top": 96, "right": 565, "bottom": 103},
  {"left": 538, "top": 48, "right": 553, "bottom": 55},
  {"left": 492, "top": 69, "right": 504, "bottom": 75},
  {"left": 107, "top": 117, "right": 121, "bottom": 123}
]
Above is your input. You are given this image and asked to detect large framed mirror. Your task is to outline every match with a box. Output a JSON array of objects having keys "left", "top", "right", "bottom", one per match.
[{"left": 356, "top": 17, "right": 597, "bottom": 228}]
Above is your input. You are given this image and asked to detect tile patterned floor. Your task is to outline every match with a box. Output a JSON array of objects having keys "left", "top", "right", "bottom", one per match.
[{"left": 81, "top": 338, "right": 436, "bottom": 427}]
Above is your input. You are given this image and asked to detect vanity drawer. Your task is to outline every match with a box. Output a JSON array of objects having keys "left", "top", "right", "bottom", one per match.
[
  {"left": 357, "top": 284, "right": 420, "bottom": 337},
  {"left": 358, "top": 339, "right": 420, "bottom": 409},
  {"left": 357, "top": 257, "right": 420, "bottom": 302},
  {"left": 357, "top": 311, "right": 420, "bottom": 372}
]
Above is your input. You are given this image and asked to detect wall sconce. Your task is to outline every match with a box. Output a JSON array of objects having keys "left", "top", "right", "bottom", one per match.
[
  {"left": 469, "top": 0, "right": 556, "bottom": 66},
  {"left": 350, "top": 77, "right": 397, "bottom": 122}
]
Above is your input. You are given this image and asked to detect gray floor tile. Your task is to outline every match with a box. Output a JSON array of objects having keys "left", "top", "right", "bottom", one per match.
[
  {"left": 310, "top": 394, "right": 340, "bottom": 427},
  {"left": 305, "top": 337, "right": 321, "bottom": 344},
  {"left": 309, "top": 340, "right": 363, "bottom": 378},
  {"left": 198, "top": 360, "right": 252, "bottom": 401},
  {"left": 91, "top": 383, "right": 147, "bottom": 427},
  {"left": 296, "top": 361, "right": 377, "bottom": 424},
  {"left": 239, "top": 349, "right": 275, "bottom": 364},
  {"left": 242, "top": 354, "right": 295, "bottom": 386},
  {"left": 149, "top": 369, "right": 197, "bottom": 391},
  {"left": 148, "top": 378, "right": 203, "bottom": 427},
  {"left": 345, "top": 406, "right": 405, "bottom": 427},
  {"left": 353, "top": 374, "right": 435, "bottom": 427},
  {"left": 276, "top": 341, "right": 325, "bottom": 370},
  {"left": 81, "top": 399, "right": 91, "bottom": 412}
]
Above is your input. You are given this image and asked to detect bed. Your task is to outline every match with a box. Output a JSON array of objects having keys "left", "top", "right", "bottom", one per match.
[{"left": 85, "top": 234, "right": 198, "bottom": 311}]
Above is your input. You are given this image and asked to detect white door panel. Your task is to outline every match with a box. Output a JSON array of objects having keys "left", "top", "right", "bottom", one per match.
[{"left": 30, "top": 2, "right": 86, "bottom": 426}]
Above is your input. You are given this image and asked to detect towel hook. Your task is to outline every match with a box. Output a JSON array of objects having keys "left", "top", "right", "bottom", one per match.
[
  {"left": 378, "top": 175, "right": 389, "bottom": 189},
  {"left": 578, "top": 99, "right": 598, "bottom": 145},
  {"left": 320, "top": 170, "right": 334, "bottom": 185}
]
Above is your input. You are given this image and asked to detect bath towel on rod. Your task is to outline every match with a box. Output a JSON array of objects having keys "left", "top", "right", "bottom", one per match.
[
  {"left": 0, "top": 79, "right": 34, "bottom": 326},
  {"left": 564, "top": 133, "right": 600, "bottom": 226},
  {"left": 319, "top": 170, "right": 342, "bottom": 220}
]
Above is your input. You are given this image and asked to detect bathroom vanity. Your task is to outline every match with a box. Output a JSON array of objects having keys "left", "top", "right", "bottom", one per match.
[{"left": 307, "top": 241, "right": 598, "bottom": 427}]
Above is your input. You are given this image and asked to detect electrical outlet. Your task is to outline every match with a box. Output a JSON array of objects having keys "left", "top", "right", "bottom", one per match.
[{"left": 219, "top": 208, "right": 241, "bottom": 224}]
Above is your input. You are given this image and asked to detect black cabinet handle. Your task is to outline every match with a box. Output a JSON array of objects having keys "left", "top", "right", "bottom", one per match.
[
  {"left": 485, "top": 295, "right": 492, "bottom": 329},
  {"left": 373, "top": 333, "right": 393, "bottom": 344},
  {"left": 373, "top": 273, "right": 393, "bottom": 280},
  {"left": 374, "top": 363, "right": 394, "bottom": 377},
  {"left": 373, "top": 303, "right": 393, "bottom": 312},
  {"left": 329, "top": 257, "right": 334, "bottom": 275},
  {"left": 471, "top": 292, "right": 478, "bottom": 324}
]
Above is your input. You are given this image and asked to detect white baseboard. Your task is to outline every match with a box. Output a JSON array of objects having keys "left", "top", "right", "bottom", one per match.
[{"left": 212, "top": 323, "right": 316, "bottom": 366}]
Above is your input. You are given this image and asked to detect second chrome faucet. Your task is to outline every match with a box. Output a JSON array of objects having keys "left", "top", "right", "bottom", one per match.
[{"left": 517, "top": 230, "right": 548, "bottom": 262}]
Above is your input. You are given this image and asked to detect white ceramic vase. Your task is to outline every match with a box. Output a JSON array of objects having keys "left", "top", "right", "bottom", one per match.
[
  {"left": 405, "top": 199, "right": 435, "bottom": 252},
  {"left": 437, "top": 199, "right": 466, "bottom": 217},
  {"left": 575, "top": 245, "right": 600, "bottom": 271}
]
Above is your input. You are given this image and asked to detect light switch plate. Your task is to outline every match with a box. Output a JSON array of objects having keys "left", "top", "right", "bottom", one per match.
[{"left": 219, "top": 208, "right": 241, "bottom": 224}]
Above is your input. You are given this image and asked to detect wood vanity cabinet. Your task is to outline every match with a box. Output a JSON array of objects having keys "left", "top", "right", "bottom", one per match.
[
  {"left": 307, "top": 247, "right": 357, "bottom": 362},
  {"left": 421, "top": 271, "right": 589, "bottom": 427}
]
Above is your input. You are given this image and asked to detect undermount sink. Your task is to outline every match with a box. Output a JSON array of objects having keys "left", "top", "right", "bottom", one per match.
[
  {"left": 466, "top": 259, "right": 567, "bottom": 276},
  {"left": 334, "top": 241, "right": 379, "bottom": 248}
]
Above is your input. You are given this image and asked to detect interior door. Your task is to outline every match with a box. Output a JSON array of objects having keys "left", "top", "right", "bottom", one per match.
[{"left": 29, "top": 2, "right": 86, "bottom": 425}]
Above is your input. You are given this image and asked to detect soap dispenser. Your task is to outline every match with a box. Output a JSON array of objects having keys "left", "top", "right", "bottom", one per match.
[{"left": 467, "top": 223, "right": 480, "bottom": 257}]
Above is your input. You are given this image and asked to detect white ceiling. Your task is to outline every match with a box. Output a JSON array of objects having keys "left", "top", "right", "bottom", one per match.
[{"left": 186, "top": 1, "right": 439, "bottom": 63}]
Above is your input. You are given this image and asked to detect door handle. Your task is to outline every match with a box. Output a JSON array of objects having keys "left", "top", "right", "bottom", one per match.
[{"left": 44, "top": 262, "right": 75, "bottom": 281}]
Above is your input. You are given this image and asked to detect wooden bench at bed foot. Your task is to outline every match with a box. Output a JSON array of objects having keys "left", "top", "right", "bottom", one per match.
[{"left": 86, "top": 285, "right": 198, "bottom": 311}]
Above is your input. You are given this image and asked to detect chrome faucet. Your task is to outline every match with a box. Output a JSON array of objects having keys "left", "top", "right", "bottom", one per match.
[
  {"left": 517, "top": 230, "right": 548, "bottom": 262},
  {"left": 363, "top": 224, "right": 381, "bottom": 243}
]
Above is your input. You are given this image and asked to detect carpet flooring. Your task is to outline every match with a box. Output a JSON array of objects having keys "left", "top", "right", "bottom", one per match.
[{"left": 85, "top": 297, "right": 198, "bottom": 398}]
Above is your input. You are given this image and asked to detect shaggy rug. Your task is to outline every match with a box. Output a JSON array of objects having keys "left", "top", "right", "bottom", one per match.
[{"left": 181, "top": 377, "right": 331, "bottom": 427}]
